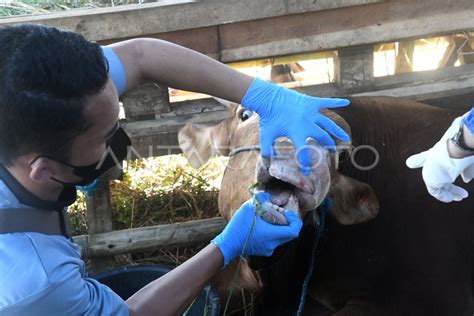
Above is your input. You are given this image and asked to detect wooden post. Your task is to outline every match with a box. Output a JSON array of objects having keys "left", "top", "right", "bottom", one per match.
[
  {"left": 335, "top": 44, "right": 374, "bottom": 92},
  {"left": 395, "top": 40, "right": 415, "bottom": 74},
  {"left": 85, "top": 168, "right": 121, "bottom": 273},
  {"left": 121, "top": 82, "right": 171, "bottom": 122}
]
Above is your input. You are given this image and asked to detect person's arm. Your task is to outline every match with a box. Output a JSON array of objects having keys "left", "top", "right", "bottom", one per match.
[
  {"left": 406, "top": 110, "right": 474, "bottom": 202},
  {"left": 107, "top": 38, "right": 350, "bottom": 175},
  {"left": 127, "top": 193, "right": 302, "bottom": 315},
  {"left": 448, "top": 121, "right": 474, "bottom": 158},
  {"left": 127, "top": 244, "right": 223, "bottom": 316},
  {"left": 108, "top": 38, "right": 253, "bottom": 102}
]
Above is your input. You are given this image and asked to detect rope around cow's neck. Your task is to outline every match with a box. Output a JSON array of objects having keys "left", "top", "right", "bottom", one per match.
[
  {"left": 228, "top": 145, "right": 260, "bottom": 158},
  {"left": 296, "top": 198, "right": 331, "bottom": 316}
]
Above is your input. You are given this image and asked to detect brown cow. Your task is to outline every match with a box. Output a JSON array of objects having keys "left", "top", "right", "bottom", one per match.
[{"left": 179, "top": 96, "right": 474, "bottom": 315}]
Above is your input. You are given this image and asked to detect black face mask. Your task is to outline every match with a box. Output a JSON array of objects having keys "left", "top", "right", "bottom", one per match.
[{"left": 31, "top": 127, "right": 131, "bottom": 187}]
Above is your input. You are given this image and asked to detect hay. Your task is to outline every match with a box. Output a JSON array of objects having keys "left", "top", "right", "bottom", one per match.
[
  {"left": 69, "top": 155, "right": 225, "bottom": 266},
  {"left": 110, "top": 169, "right": 219, "bottom": 231}
]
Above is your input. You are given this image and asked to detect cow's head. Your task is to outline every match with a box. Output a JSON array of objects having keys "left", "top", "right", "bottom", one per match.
[{"left": 179, "top": 102, "right": 379, "bottom": 227}]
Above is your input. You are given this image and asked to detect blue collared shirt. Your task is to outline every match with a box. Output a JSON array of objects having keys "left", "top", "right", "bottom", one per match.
[
  {"left": 0, "top": 46, "right": 129, "bottom": 316},
  {"left": 0, "top": 220, "right": 129, "bottom": 315}
]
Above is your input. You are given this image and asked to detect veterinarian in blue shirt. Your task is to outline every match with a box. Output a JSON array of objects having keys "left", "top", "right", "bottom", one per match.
[{"left": 0, "top": 24, "right": 350, "bottom": 315}]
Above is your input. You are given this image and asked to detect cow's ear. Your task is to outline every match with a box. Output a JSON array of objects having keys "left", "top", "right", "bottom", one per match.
[
  {"left": 178, "top": 122, "right": 231, "bottom": 168},
  {"left": 329, "top": 174, "right": 379, "bottom": 225}
]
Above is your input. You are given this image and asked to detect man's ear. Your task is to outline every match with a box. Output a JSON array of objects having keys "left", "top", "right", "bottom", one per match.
[
  {"left": 29, "top": 157, "right": 53, "bottom": 183},
  {"left": 329, "top": 174, "right": 379, "bottom": 225},
  {"left": 178, "top": 121, "right": 231, "bottom": 169}
]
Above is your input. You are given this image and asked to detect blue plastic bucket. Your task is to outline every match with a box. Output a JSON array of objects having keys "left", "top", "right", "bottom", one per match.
[{"left": 93, "top": 265, "right": 220, "bottom": 316}]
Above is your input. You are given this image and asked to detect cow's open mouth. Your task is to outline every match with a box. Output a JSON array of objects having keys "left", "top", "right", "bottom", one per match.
[
  {"left": 254, "top": 144, "right": 331, "bottom": 223},
  {"left": 253, "top": 176, "right": 300, "bottom": 225},
  {"left": 262, "top": 177, "right": 296, "bottom": 206}
]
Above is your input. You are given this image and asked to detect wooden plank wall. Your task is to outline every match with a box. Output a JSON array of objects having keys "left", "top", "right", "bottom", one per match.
[
  {"left": 2, "top": 0, "right": 473, "bottom": 269},
  {"left": 1, "top": 0, "right": 472, "bottom": 63}
]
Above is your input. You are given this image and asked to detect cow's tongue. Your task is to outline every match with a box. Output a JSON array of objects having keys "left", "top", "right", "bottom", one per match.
[
  {"left": 266, "top": 186, "right": 290, "bottom": 206},
  {"left": 256, "top": 176, "right": 297, "bottom": 207},
  {"left": 267, "top": 188, "right": 299, "bottom": 213},
  {"left": 252, "top": 176, "right": 300, "bottom": 225}
]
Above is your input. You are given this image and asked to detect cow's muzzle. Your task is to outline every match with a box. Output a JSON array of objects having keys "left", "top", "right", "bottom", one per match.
[{"left": 254, "top": 140, "right": 331, "bottom": 221}]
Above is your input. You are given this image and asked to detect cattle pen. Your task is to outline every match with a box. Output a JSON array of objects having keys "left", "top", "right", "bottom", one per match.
[{"left": 1, "top": 0, "right": 473, "bottom": 272}]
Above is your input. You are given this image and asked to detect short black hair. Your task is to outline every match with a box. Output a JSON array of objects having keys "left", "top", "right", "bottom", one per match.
[{"left": 0, "top": 24, "right": 109, "bottom": 166}]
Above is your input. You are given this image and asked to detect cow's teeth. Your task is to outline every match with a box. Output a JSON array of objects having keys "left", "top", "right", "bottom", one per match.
[
  {"left": 260, "top": 202, "right": 288, "bottom": 226},
  {"left": 257, "top": 193, "right": 300, "bottom": 226},
  {"left": 283, "top": 195, "right": 299, "bottom": 213}
]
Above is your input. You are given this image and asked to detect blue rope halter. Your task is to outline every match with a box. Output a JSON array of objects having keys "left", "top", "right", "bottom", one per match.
[{"left": 296, "top": 197, "right": 332, "bottom": 316}]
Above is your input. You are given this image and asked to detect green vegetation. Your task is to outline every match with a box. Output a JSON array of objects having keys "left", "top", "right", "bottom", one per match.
[
  {"left": 69, "top": 155, "right": 225, "bottom": 236},
  {"left": 67, "top": 155, "right": 226, "bottom": 267}
]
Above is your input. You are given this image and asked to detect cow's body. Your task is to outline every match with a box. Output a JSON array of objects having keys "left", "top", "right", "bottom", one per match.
[
  {"left": 179, "top": 97, "right": 474, "bottom": 315},
  {"left": 308, "top": 98, "right": 474, "bottom": 315}
]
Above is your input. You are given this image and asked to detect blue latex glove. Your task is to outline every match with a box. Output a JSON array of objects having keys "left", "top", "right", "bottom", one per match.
[
  {"left": 464, "top": 107, "right": 474, "bottom": 133},
  {"left": 212, "top": 192, "right": 303, "bottom": 267},
  {"left": 241, "top": 78, "right": 350, "bottom": 175}
]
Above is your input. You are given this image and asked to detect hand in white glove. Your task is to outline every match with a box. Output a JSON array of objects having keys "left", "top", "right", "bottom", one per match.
[{"left": 406, "top": 115, "right": 474, "bottom": 202}]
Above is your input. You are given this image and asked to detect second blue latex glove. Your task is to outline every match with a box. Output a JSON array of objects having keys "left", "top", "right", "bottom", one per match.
[
  {"left": 241, "top": 78, "right": 350, "bottom": 175},
  {"left": 212, "top": 192, "right": 303, "bottom": 267},
  {"left": 463, "top": 107, "right": 474, "bottom": 133}
]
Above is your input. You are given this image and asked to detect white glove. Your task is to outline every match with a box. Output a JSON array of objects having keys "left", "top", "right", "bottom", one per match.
[{"left": 406, "top": 115, "right": 474, "bottom": 203}]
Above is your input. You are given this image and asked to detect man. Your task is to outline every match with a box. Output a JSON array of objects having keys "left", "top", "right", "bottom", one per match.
[{"left": 0, "top": 24, "right": 349, "bottom": 315}]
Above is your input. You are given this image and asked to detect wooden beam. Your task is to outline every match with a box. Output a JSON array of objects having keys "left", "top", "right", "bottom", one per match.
[
  {"left": 73, "top": 217, "right": 226, "bottom": 258},
  {"left": 227, "top": 51, "right": 336, "bottom": 69},
  {"left": 355, "top": 75, "right": 474, "bottom": 102},
  {"left": 371, "top": 63, "right": 474, "bottom": 91},
  {"left": 124, "top": 105, "right": 229, "bottom": 136},
  {"left": 422, "top": 90, "right": 474, "bottom": 112},
  {"left": 2, "top": 1, "right": 471, "bottom": 65},
  {"left": 100, "top": 26, "right": 222, "bottom": 60},
  {"left": 123, "top": 107, "right": 229, "bottom": 158},
  {"left": 0, "top": 0, "right": 382, "bottom": 41},
  {"left": 218, "top": 0, "right": 474, "bottom": 63}
]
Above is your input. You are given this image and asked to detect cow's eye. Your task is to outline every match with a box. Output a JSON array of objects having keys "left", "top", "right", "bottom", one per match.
[{"left": 240, "top": 110, "right": 253, "bottom": 121}]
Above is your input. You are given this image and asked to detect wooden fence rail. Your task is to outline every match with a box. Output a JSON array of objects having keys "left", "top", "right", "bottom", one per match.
[
  {"left": 73, "top": 217, "right": 226, "bottom": 258},
  {"left": 0, "top": 0, "right": 382, "bottom": 43}
]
